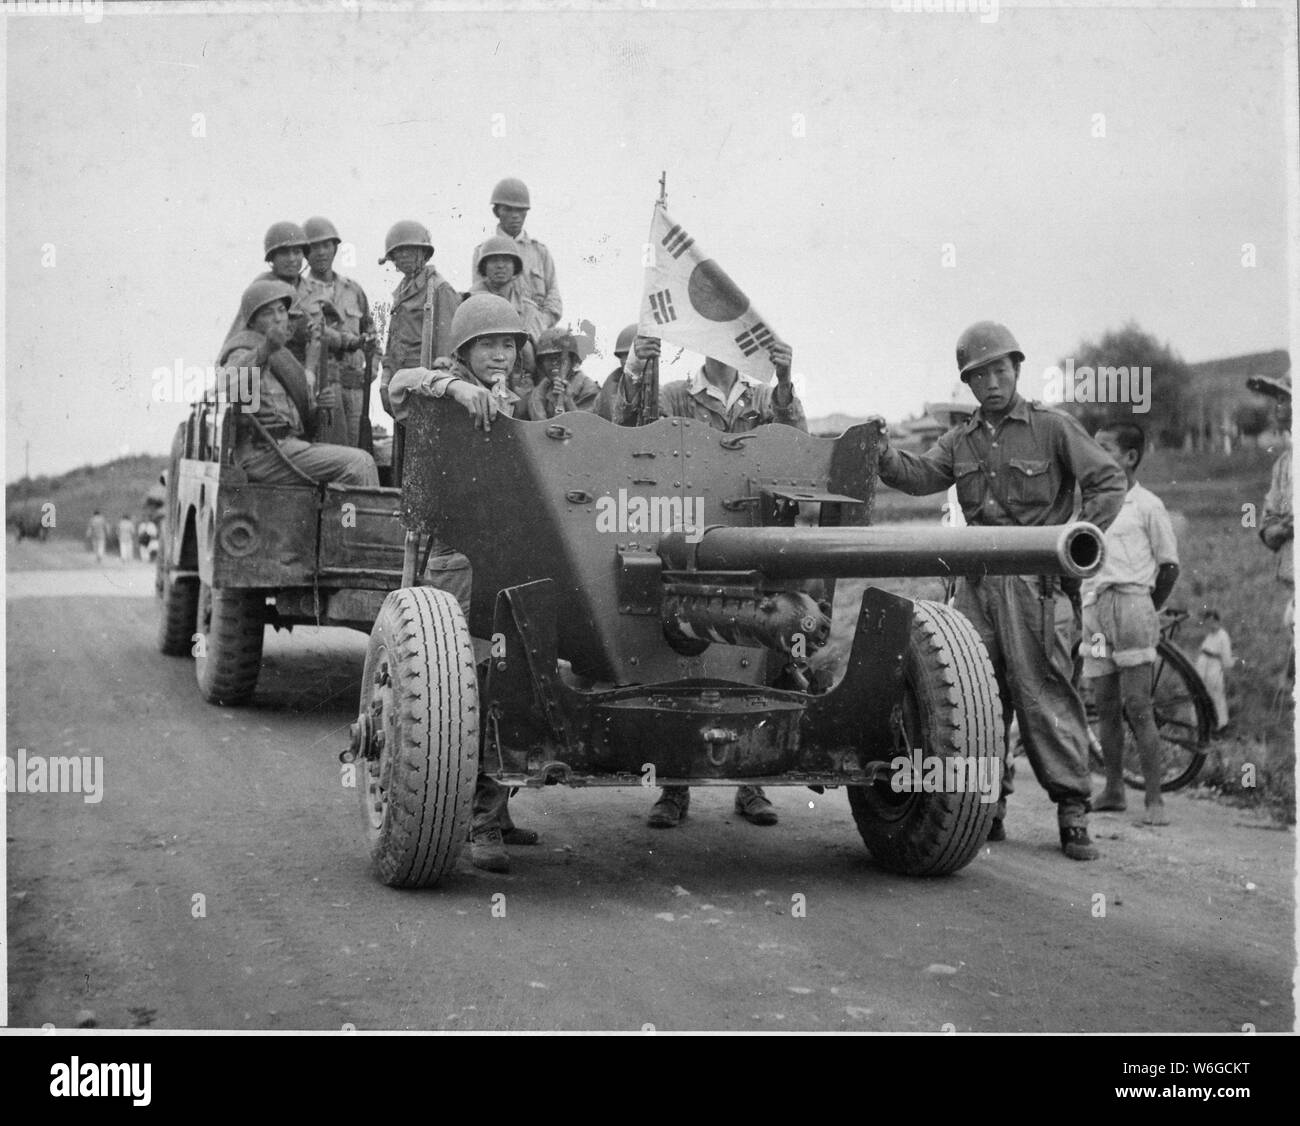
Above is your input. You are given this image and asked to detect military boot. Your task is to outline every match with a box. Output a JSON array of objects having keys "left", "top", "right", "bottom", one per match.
[
  {"left": 469, "top": 826, "right": 509, "bottom": 873},
  {"left": 648, "top": 785, "right": 690, "bottom": 828},
  {"left": 734, "top": 785, "right": 778, "bottom": 825},
  {"left": 1058, "top": 800, "right": 1099, "bottom": 861}
]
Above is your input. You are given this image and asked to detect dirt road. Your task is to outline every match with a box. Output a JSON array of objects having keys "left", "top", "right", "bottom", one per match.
[{"left": 5, "top": 546, "right": 1294, "bottom": 1032}]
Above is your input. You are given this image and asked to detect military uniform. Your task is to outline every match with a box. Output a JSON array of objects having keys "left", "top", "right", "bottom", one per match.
[
  {"left": 219, "top": 321, "right": 378, "bottom": 488},
  {"left": 613, "top": 361, "right": 807, "bottom": 432},
  {"left": 380, "top": 264, "right": 461, "bottom": 415},
  {"left": 471, "top": 226, "right": 561, "bottom": 329},
  {"left": 229, "top": 270, "right": 315, "bottom": 368},
  {"left": 616, "top": 357, "right": 807, "bottom": 826},
  {"left": 303, "top": 270, "right": 373, "bottom": 446},
  {"left": 878, "top": 395, "right": 1126, "bottom": 824}
]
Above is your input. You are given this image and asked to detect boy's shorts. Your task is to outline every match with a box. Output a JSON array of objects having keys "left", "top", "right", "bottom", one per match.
[{"left": 1080, "top": 585, "right": 1158, "bottom": 677}]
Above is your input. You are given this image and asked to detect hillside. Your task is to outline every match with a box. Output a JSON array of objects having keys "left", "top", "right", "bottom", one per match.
[{"left": 6, "top": 454, "right": 169, "bottom": 545}]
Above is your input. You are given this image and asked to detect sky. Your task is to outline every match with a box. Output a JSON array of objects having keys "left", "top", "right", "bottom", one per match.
[{"left": 2, "top": 0, "right": 1297, "bottom": 481}]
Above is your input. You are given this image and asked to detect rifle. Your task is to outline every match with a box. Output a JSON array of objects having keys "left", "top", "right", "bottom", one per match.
[
  {"left": 638, "top": 351, "right": 659, "bottom": 426},
  {"left": 309, "top": 300, "right": 349, "bottom": 445},
  {"left": 358, "top": 332, "right": 375, "bottom": 457}
]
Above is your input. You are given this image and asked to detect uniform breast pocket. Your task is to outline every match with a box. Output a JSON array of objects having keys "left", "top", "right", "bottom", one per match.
[
  {"left": 953, "top": 461, "right": 982, "bottom": 511},
  {"left": 338, "top": 292, "right": 363, "bottom": 331},
  {"left": 1007, "top": 458, "right": 1054, "bottom": 509}
]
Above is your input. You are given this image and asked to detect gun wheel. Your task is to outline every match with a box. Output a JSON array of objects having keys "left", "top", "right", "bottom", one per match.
[
  {"left": 194, "top": 582, "right": 265, "bottom": 705},
  {"left": 848, "top": 599, "right": 1002, "bottom": 876},
  {"left": 359, "top": 587, "right": 478, "bottom": 889}
]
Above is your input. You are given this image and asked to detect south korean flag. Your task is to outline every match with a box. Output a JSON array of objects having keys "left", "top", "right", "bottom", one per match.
[{"left": 638, "top": 204, "right": 781, "bottom": 380}]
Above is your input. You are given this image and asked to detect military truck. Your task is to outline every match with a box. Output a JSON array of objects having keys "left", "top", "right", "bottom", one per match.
[
  {"left": 155, "top": 397, "right": 405, "bottom": 704},
  {"left": 337, "top": 398, "right": 1104, "bottom": 886}
]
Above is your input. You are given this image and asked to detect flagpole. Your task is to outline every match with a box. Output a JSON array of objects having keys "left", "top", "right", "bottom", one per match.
[{"left": 639, "top": 172, "right": 665, "bottom": 425}]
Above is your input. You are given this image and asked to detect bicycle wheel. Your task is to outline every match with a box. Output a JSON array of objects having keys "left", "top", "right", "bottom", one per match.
[{"left": 1117, "top": 639, "right": 1213, "bottom": 792}]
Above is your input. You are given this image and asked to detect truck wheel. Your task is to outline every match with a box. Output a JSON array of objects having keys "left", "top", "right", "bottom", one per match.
[
  {"left": 194, "top": 582, "right": 265, "bottom": 705},
  {"left": 848, "top": 599, "right": 1002, "bottom": 876},
  {"left": 359, "top": 587, "right": 478, "bottom": 889},
  {"left": 156, "top": 548, "right": 198, "bottom": 657}
]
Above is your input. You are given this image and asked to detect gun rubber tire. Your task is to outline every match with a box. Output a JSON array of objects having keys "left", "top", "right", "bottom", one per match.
[
  {"left": 194, "top": 581, "right": 265, "bottom": 705},
  {"left": 155, "top": 539, "right": 198, "bottom": 657},
  {"left": 848, "top": 599, "right": 1002, "bottom": 876},
  {"left": 359, "top": 587, "right": 478, "bottom": 889}
]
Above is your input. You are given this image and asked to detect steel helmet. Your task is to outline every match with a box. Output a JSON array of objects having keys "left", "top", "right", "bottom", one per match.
[
  {"left": 238, "top": 279, "right": 297, "bottom": 327},
  {"left": 475, "top": 234, "right": 524, "bottom": 277},
  {"left": 263, "top": 221, "right": 309, "bottom": 260},
  {"left": 449, "top": 294, "right": 528, "bottom": 355},
  {"left": 302, "top": 216, "right": 340, "bottom": 244},
  {"left": 379, "top": 220, "right": 435, "bottom": 264},
  {"left": 490, "top": 177, "right": 531, "bottom": 209},
  {"left": 955, "top": 321, "right": 1024, "bottom": 381},
  {"left": 614, "top": 323, "right": 638, "bottom": 358},
  {"left": 535, "top": 327, "right": 580, "bottom": 363}
]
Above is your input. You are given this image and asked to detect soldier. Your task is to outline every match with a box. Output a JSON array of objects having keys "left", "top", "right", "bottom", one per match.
[
  {"left": 471, "top": 178, "right": 562, "bottom": 329},
  {"left": 1248, "top": 371, "right": 1293, "bottom": 682},
  {"left": 219, "top": 279, "right": 378, "bottom": 487},
  {"left": 600, "top": 323, "right": 638, "bottom": 410},
  {"left": 528, "top": 328, "right": 609, "bottom": 420},
  {"left": 377, "top": 220, "right": 461, "bottom": 420},
  {"left": 387, "top": 294, "right": 542, "bottom": 872},
  {"left": 228, "top": 222, "right": 315, "bottom": 367},
  {"left": 471, "top": 235, "right": 546, "bottom": 351},
  {"left": 614, "top": 333, "right": 804, "bottom": 829},
  {"left": 302, "top": 217, "right": 373, "bottom": 447},
  {"left": 874, "top": 322, "right": 1126, "bottom": 860}
]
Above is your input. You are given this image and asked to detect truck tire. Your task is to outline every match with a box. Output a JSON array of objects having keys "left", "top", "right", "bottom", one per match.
[
  {"left": 194, "top": 582, "right": 265, "bottom": 705},
  {"left": 359, "top": 586, "right": 478, "bottom": 889},
  {"left": 156, "top": 548, "right": 198, "bottom": 657},
  {"left": 848, "top": 599, "right": 1002, "bottom": 876}
]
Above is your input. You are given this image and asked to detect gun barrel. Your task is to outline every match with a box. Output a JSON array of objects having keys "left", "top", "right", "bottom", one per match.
[{"left": 658, "top": 522, "right": 1104, "bottom": 581}]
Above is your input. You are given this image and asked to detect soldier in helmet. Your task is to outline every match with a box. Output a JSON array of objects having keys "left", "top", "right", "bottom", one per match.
[
  {"left": 613, "top": 333, "right": 805, "bottom": 829},
  {"left": 302, "top": 217, "right": 374, "bottom": 447},
  {"left": 873, "top": 322, "right": 1126, "bottom": 860},
  {"left": 387, "top": 294, "right": 543, "bottom": 872},
  {"left": 528, "top": 328, "right": 609, "bottom": 420},
  {"left": 471, "top": 235, "right": 545, "bottom": 364},
  {"left": 219, "top": 280, "right": 379, "bottom": 487},
  {"left": 601, "top": 324, "right": 638, "bottom": 410},
  {"left": 229, "top": 222, "right": 315, "bottom": 367},
  {"left": 471, "top": 178, "right": 562, "bottom": 329},
  {"left": 377, "top": 220, "right": 461, "bottom": 419}
]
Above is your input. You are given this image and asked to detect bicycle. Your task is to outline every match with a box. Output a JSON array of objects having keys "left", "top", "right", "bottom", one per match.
[{"left": 1083, "top": 607, "right": 1216, "bottom": 792}]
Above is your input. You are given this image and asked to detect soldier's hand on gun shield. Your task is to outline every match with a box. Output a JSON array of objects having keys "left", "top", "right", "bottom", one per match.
[
  {"left": 865, "top": 415, "right": 896, "bottom": 465},
  {"left": 447, "top": 379, "right": 500, "bottom": 432}
]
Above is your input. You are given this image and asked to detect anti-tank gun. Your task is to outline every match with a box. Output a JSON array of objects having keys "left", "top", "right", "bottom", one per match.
[{"left": 346, "top": 401, "right": 1103, "bottom": 886}]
